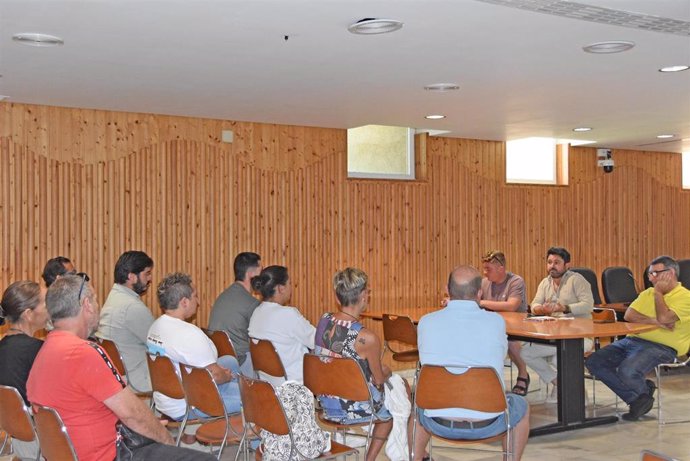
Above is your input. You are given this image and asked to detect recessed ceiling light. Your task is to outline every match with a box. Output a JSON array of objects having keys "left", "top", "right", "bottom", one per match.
[
  {"left": 12, "top": 33, "right": 64, "bottom": 47},
  {"left": 659, "top": 65, "right": 689, "bottom": 73},
  {"left": 573, "top": 127, "right": 592, "bottom": 132},
  {"left": 656, "top": 134, "right": 675, "bottom": 139},
  {"left": 348, "top": 18, "right": 403, "bottom": 35},
  {"left": 425, "top": 114, "right": 445, "bottom": 120},
  {"left": 582, "top": 41, "right": 635, "bottom": 54},
  {"left": 424, "top": 83, "right": 460, "bottom": 92}
]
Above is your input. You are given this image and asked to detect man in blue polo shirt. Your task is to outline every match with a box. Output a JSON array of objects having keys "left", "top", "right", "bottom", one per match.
[{"left": 412, "top": 265, "right": 530, "bottom": 461}]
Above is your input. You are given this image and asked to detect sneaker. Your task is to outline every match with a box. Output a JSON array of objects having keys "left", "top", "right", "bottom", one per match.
[
  {"left": 622, "top": 394, "right": 654, "bottom": 421},
  {"left": 334, "top": 432, "right": 367, "bottom": 448},
  {"left": 546, "top": 383, "right": 558, "bottom": 404}
]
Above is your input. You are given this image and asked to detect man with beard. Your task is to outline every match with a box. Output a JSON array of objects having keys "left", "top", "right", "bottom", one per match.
[
  {"left": 27, "top": 274, "right": 215, "bottom": 461},
  {"left": 522, "top": 247, "right": 593, "bottom": 402},
  {"left": 97, "top": 251, "right": 155, "bottom": 392}
]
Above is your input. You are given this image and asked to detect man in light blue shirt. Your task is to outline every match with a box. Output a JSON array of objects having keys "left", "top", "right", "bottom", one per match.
[{"left": 413, "top": 265, "right": 530, "bottom": 461}]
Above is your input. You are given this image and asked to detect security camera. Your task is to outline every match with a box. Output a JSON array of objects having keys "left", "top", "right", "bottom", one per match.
[{"left": 597, "top": 148, "right": 614, "bottom": 173}]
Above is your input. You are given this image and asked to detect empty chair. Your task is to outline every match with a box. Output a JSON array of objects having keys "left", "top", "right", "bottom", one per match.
[
  {"left": 99, "top": 338, "right": 152, "bottom": 398},
  {"left": 33, "top": 405, "right": 78, "bottom": 461},
  {"left": 570, "top": 267, "right": 602, "bottom": 305},
  {"left": 381, "top": 314, "right": 419, "bottom": 364},
  {"left": 249, "top": 338, "right": 287, "bottom": 383},
  {"left": 179, "top": 363, "right": 243, "bottom": 459},
  {"left": 412, "top": 365, "right": 513, "bottom": 460},
  {"left": 0, "top": 385, "right": 39, "bottom": 461},
  {"left": 677, "top": 259, "right": 690, "bottom": 290},
  {"left": 237, "top": 374, "right": 358, "bottom": 461},
  {"left": 204, "top": 330, "right": 237, "bottom": 358},
  {"left": 601, "top": 266, "right": 638, "bottom": 304}
]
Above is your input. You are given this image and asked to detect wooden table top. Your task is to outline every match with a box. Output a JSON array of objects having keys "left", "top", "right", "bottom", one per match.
[{"left": 361, "top": 308, "right": 656, "bottom": 340}]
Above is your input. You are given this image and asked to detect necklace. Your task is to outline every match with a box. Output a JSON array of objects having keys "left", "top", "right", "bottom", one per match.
[{"left": 340, "top": 311, "right": 360, "bottom": 321}]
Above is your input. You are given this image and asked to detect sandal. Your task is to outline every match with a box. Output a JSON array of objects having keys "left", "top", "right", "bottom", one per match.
[{"left": 512, "top": 374, "right": 530, "bottom": 396}]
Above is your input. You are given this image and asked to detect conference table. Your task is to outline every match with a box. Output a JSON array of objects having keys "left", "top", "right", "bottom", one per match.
[{"left": 361, "top": 308, "right": 656, "bottom": 436}]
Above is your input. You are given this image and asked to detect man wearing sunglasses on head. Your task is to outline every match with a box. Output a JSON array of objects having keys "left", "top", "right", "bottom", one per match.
[{"left": 586, "top": 255, "right": 690, "bottom": 421}]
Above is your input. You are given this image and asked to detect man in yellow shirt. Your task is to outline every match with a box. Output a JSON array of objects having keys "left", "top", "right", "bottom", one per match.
[{"left": 586, "top": 256, "right": 690, "bottom": 421}]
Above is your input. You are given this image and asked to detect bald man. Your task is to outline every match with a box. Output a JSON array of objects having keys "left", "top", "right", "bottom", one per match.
[{"left": 413, "top": 266, "right": 530, "bottom": 461}]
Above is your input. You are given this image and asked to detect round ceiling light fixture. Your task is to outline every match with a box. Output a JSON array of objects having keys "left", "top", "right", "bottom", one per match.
[
  {"left": 572, "top": 127, "right": 592, "bottom": 132},
  {"left": 425, "top": 114, "right": 446, "bottom": 120},
  {"left": 659, "top": 65, "right": 689, "bottom": 73},
  {"left": 656, "top": 134, "right": 675, "bottom": 139},
  {"left": 424, "top": 83, "right": 460, "bottom": 92},
  {"left": 348, "top": 18, "right": 403, "bottom": 35},
  {"left": 12, "top": 33, "right": 64, "bottom": 47},
  {"left": 582, "top": 40, "right": 635, "bottom": 54}
]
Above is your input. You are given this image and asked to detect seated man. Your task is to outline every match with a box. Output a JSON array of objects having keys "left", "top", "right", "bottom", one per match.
[
  {"left": 479, "top": 250, "right": 530, "bottom": 395},
  {"left": 26, "top": 274, "right": 213, "bottom": 461},
  {"left": 524, "top": 246, "right": 593, "bottom": 402},
  {"left": 208, "top": 252, "right": 262, "bottom": 376},
  {"left": 413, "top": 265, "right": 529, "bottom": 461},
  {"left": 97, "top": 250, "right": 156, "bottom": 392},
  {"left": 41, "top": 256, "right": 76, "bottom": 287},
  {"left": 147, "top": 272, "right": 241, "bottom": 421},
  {"left": 587, "top": 255, "right": 690, "bottom": 421}
]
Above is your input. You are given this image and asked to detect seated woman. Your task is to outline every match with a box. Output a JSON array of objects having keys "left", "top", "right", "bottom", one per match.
[
  {"left": 314, "top": 268, "right": 396, "bottom": 461},
  {"left": 0, "top": 280, "right": 49, "bottom": 459},
  {"left": 247, "top": 266, "right": 315, "bottom": 386}
]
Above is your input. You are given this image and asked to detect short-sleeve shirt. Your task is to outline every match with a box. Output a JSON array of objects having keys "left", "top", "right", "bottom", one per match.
[
  {"left": 0, "top": 334, "right": 43, "bottom": 403},
  {"left": 27, "top": 330, "right": 123, "bottom": 461},
  {"left": 480, "top": 272, "right": 528, "bottom": 312},
  {"left": 628, "top": 284, "right": 690, "bottom": 355},
  {"left": 147, "top": 314, "right": 219, "bottom": 419}
]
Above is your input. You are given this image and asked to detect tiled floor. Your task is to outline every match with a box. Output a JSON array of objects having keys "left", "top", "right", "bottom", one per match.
[{"left": 211, "top": 367, "right": 689, "bottom": 461}]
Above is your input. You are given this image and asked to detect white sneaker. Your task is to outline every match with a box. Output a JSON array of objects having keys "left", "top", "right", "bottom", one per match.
[{"left": 546, "top": 383, "right": 558, "bottom": 403}]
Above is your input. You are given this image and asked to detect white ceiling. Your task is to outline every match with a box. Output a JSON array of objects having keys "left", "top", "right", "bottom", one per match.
[{"left": 1, "top": 0, "right": 689, "bottom": 152}]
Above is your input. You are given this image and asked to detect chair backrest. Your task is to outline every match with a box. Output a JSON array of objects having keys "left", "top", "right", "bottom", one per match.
[
  {"left": 642, "top": 266, "right": 653, "bottom": 289},
  {"left": 98, "top": 338, "right": 127, "bottom": 376},
  {"left": 249, "top": 338, "right": 287, "bottom": 380},
  {"left": 0, "top": 385, "right": 36, "bottom": 443},
  {"left": 303, "top": 353, "right": 371, "bottom": 402},
  {"left": 147, "top": 354, "right": 185, "bottom": 400},
  {"left": 678, "top": 259, "right": 690, "bottom": 290},
  {"left": 569, "top": 267, "right": 602, "bottom": 305},
  {"left": 601, "top": 266, "right": 638, "bottom": 304},
  {"left": 415, "top": 365, "right": 507, "bottom": 414},
  {"left": 179, "top": 363, "right": 227, "bottom": 418},
  {"left": 382, "top": 314, "right": 418, "bottom": 346},
  {"left": 238, "top": 375, "right": 289, "bottom": 436},
  {"left": 33, "top": 405, "right": 78, "bottom": 461},
  {"left": 592, "top": 308, "right": 616, "bottom": 323},
  {"left": 641, "top": 449, "right": 679, "bottom": 461},
  {"left": 205, "top": 330, "right": 237, "bottom": 358}
]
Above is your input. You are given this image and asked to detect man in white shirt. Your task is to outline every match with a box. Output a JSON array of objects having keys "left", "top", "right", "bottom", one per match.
[{"left": 147, "top": 272, "right": 241, "bottom": 420}]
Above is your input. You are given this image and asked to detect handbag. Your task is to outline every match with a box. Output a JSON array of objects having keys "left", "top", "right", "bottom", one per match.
[{"left": 116, "top": 422, "right": 157, "bottom": 461}]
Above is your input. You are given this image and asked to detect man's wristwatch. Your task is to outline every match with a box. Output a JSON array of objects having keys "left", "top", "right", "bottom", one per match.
[{"left": 563, "top": 304, "right": 571, "bottom": 314}]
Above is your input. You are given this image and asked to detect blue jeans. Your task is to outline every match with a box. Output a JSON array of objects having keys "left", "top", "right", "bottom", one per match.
[
  {"left": 320, "top": 383, "right": 392, "bottom": 424},
  {"left": 417, "top": 394, "right": 527, "bottom": 440},
  {"left": 182, "top": 355, "right": 242, "bottom": 419},
  {"left": 585, "top": 337, "right": 677, "bottom": 404}
]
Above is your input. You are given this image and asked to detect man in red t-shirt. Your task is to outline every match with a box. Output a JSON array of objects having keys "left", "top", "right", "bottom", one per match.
[{"left": 27, "top": 274, "right": 214, "bottom": 461}]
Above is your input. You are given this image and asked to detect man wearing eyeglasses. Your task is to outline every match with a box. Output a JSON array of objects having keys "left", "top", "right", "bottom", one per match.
[
  {"left": 586, "top": 255, "right": 690, "bottom": 421},
  {"left": 96, "top": 251, "right": 155, "bottom": 393},
  {"left": 41, "top": 256, "right": 76, "bottom": 287},
  {"left": 479, "top": 251, "right": 530, "bottom": 396}
]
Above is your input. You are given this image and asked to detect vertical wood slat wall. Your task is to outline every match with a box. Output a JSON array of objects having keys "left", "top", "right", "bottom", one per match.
[{"left": 2, "top": 102, "right": 689, "bottom": 340}]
